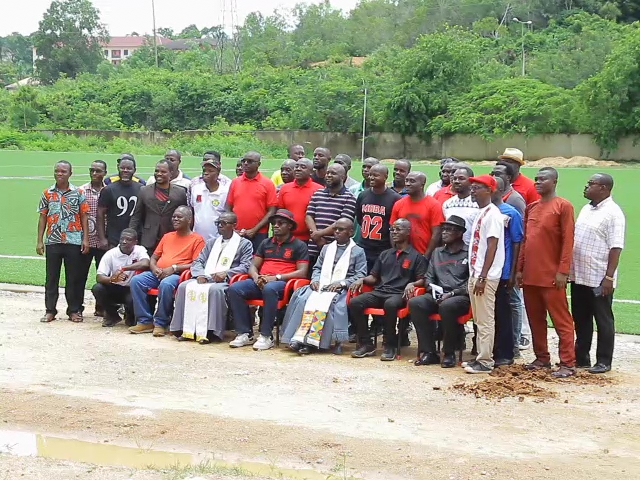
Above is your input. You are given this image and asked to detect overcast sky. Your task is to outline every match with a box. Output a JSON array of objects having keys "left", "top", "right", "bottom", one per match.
[{"left": 1, "top": 0, "right": 359, "bottom": 36}]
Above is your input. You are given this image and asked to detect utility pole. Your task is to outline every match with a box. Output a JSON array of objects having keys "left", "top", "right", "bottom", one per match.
[
  {"left": 361, "top": 79, "right": 367, "bottom": 161},
  {"left": 513, "top": 17, "right": 532, "bottom": 76},
  {"left": 152, "top": 0, "right": 159, "bottom": 67}
]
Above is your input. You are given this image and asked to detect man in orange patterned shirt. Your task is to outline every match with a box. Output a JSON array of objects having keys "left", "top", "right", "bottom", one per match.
[{"left": 36, "top": 161, "right": 90, "bottom": 324}]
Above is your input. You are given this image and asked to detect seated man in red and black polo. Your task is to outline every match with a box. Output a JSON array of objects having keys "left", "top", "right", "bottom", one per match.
[
  {"left": 349, "top": 218, "right": 427, "bottom": 361},
  {"left": 227, "top": 209, "right": 309, "bottom": 351}
]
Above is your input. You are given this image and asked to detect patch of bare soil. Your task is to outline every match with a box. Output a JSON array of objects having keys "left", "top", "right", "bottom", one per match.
[
  {"left": 381, "top": 156, "right": 620, "bottom": 167},
  {"left": 452, "top": 365, "right": 614, "bottom": 400}
]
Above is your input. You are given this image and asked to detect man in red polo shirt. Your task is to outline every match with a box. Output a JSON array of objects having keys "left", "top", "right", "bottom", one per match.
[
  {"left": 497, "top": 148, "right": 540, "bottom": 205},
  {"left": 390, "top": 171, "right": 444, "bottom": 261},
  {"left": 278, "top": 158, "right": 321, "bottom": 242},
  {"left": 227, "top": 151, "right": 278, "bottom": 252}
]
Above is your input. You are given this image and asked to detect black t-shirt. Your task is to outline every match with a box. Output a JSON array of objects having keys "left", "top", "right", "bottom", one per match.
[
  {"left": 355, "top": 188, "right": 402, "bottom": 257},
  {"left": 371, "top": 246, "right": 428, "bottom": 295},
  {"left": 98, "top": 181, "right": 143, "bottom": 245},
  {"left": 311, "top": 172, "right": 326, "bottom": 186}
]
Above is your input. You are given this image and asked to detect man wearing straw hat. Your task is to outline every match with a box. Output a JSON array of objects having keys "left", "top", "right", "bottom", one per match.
[{"left": 497, "top": 148, "right": 540, "bottom": 205}]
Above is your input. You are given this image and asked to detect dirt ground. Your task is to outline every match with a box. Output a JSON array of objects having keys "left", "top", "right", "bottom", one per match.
[
  {"left": 385, "top": 156, "right": 621, "bottom": 168},
  {"left": 1, "top": 289, "right": 640, "bottom": 480}
]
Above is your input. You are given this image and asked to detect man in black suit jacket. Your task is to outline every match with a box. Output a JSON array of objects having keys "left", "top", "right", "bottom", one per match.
[{"left": 130, "top": 160, "right": 188, "bottom": 254}]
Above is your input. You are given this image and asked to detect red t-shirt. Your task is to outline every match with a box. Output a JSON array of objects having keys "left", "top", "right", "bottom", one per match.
[
  {"left": 512, "top": 173, "right": 540, "bottom": 205},
  {"left": 227, "top": 173, "right": 278, "bottom": 233},
  {"left": 390, "top": 195, "right": 445, "bottom": 254},
  {"left": 277, "top": 179, "right": 323, "bottom": 241},
  {"left": 433, "top": 185, "right": 455, "bottom": 204}
]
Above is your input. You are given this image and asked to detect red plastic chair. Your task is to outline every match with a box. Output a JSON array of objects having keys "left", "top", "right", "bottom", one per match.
[
  {"left": 229, "top": 273, "right": 310, "bottom": 345},
  {"left": 428, "top": 299, "right": 473, "bottom": 363},
  {"left": 346, "top": 284, "right": 413, "bottom": 359},
  {"left": 146, "top": 270, "right": 192, "bottom": 296}
]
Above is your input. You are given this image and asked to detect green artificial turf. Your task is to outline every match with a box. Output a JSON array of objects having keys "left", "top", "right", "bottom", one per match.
[{"left": 1, "top": 149, "right": 638, "bottom": 332}]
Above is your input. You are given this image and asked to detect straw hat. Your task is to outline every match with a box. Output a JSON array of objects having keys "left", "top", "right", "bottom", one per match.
[{"left": 498, "top": 148, "right": 525, "bottom": 165}]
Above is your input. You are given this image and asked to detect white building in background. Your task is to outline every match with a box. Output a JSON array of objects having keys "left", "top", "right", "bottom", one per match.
[{"left": 32, "top": 35, "right": 167, "bottom": 69}]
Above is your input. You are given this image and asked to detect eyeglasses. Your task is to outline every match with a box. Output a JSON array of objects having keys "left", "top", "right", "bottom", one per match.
[
  {"left": 441, "top": 226, "right": 460, "bottom": 232},
  {"left": 89, "top": 168, "right": 105, "bottom": 173},
  {"left": 470, "top": 184, "right": 488, "bottom": 191},
  {"left": 270, "top": 219, "right": 289, "bottom": 226},
  {"left": 214, "top": 220, "right": 234, "bottom": 227},
  {"left": 241, "top": 158, "right": 257, "bottom": 164}
]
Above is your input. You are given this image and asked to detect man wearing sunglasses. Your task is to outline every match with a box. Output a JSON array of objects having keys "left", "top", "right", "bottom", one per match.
[
  {"left": 227, "top": 209, "right": 309, "bottom": 351},
  {"left": 79, "top": 160, "right": 108, "bottom": 317},
  {"left": 227, "top": 151, "right": 278, "bottom": 253},
  {"left": 171, "top": 212, "right": 253, "bottom": 344}
]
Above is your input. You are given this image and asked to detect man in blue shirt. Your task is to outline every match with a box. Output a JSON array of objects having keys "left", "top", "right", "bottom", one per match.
[{"left": 491, "top": 177, "right": 524, "bottom": 366}]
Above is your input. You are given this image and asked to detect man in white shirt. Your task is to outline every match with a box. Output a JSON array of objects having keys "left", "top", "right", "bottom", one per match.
[
  {"left": 571, "top": 173, "right": 625, "bottom": 374},
  {"left": 188, "top": 153, "right": 232, "bottom": 241},
  {"left": 91, "top": 228, "right": 150, "bottom": 327},
  {"left": 463, "top": 174, "right": 504, "bottom": 374},
  {"left": 426, "top": 157, "right": 456, "bottom": 196},
  {"left": 442, "top": 165, "right": 480, "bottom": 245},
  {"left": 147, "top": 149, "right": 191, "bottom": 189}
]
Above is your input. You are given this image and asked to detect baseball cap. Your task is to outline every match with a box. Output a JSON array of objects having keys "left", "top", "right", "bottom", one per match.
[{"left": 469, "top": 174, "right": 497, "bottom": 192}]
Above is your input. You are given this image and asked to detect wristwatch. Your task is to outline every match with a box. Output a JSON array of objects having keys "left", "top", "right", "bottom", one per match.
[
  {"left": 340, "top": 281, "right": 347, "bottom": 288},
  {"left": 172, "top": 264, "right": 177, "bottom": 273},
  {"left": 276, "top": 274, "right": 282, "bottom": 281}
]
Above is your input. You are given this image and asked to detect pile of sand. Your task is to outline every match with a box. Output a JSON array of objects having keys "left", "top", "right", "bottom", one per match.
[
  {"left": 529, "top": 156, "right": 619, "bottom": 167},
  {"left": 451, "top": 365, "right": 613, "bottom": 401}
]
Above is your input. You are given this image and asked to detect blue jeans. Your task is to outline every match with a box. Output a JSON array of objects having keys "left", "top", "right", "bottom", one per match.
[
  {"left": 130, "top": 271, "right": 180, "bottom": 327},
  {"left": 227, "top": 279, "right": 286, "bottom": 337},
  {"left": 511, "top": 285, "right": 529, "bottom": 345}
]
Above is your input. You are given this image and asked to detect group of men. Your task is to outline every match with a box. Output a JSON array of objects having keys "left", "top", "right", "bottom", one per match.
[{"left": 36, "top": 145, "right": 625, "bottom": 376}]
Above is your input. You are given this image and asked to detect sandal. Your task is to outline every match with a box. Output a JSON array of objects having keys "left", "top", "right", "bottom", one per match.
[
  {"left": 68, "top": 312, "right": 83, "bottom": 323},
  {"left": 40, "top": 313, "right": 56, "bottom": 323},
  {"left": 552, "top": 366, "right": 576, "bottom": 378},
  {"left": 524, "top": 359, "right": 551, "bottom": 371}
]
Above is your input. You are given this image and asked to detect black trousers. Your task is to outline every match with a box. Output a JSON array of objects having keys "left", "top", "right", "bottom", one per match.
[
  {"left": 91, "top": 283, "right": 133, "bottom": 321},
  {"left": 349, "top": 291, "right": 405, "bottom": 346},
  {"left": 79, "top": 247, "right": 107, "bottom": 309},
  {"left": 571, "top": 282, "right": 615, "bottom": 367},
  {"left": 409, "top": 293, "right": 470, "bottom": 355},
  {"left": 45, "top": 243, "right": 84, "bottom": 315},
  {"left": 494, "top": 280, "right": 514, "bottom": 360}
]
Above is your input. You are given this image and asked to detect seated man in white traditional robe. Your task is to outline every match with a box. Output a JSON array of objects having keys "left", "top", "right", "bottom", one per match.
[
  {"left": 281, "top": 218, "right": 367, "bottom": 354},
  {"left": 170, "top": 212, "right": 253, "bottom": 344}
]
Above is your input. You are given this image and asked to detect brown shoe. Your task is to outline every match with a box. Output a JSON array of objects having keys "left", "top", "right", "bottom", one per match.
[
  {"left": 524, "top": 359, "right": 552, "bottom": 371},
  {"left": 153, "top": 326, "right": 166, "bottom": 337},
  {"left": 129, "top": 324, "right": 154, "bottom": 334}
]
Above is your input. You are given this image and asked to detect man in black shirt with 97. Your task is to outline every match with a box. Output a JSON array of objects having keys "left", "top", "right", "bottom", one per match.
[
  {"left": 408, "top": 215, "right": 471, "bottom": 368},
  {"left": 97, "top": 157, "right": 143, "bottom": 249},
  {"left": 355, "top": 164, "right": 401, "bottom": 272},
  {"left": 349, "top": 218, "right": 427, "bottom": 361}
]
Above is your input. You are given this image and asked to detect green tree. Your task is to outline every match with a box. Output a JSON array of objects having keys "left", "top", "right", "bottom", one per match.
[
  {"left": 10, "top": 86, "right": 40, "bottom": 128},
  {"left": 33, "top": 0, "right": 108, "bottom": 84}
]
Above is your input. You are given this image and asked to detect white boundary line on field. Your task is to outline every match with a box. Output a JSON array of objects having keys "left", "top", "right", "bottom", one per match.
[{"left": 1, "top": 253, "right": 638, "bottom": 304}]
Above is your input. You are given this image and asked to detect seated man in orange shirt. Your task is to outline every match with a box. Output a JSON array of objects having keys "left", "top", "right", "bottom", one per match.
[{"left": 129, "top": 206, "right": 205, "bottom": 337}]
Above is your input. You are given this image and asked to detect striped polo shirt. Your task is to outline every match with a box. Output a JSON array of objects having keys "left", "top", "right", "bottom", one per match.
[{"left": 305, "top": 186, "right": 356, "bottom": 257}]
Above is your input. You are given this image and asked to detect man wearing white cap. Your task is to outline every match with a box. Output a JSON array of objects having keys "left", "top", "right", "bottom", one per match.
[
  {"left": 188, "top": 151, "right": 232, "bottom": 242},
  {"left": 497, "top": 148, "right": 540, "bottom": 205}
]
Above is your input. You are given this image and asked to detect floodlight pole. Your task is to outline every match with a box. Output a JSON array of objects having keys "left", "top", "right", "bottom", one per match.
[{"left": 513, "top": 17, "right": 532, "bottom": 76}]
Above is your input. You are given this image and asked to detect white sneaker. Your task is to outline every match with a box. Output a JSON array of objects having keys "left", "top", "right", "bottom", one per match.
[
  {"left": 229, "top": 333, "right": 254, "bottom": 348},
  {"left": 252, "top": 334, "right": 274, "bottom": 351}
]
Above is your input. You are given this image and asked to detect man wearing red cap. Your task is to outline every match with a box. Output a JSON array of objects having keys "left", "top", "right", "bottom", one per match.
[
  {"left": 517, "top": 167, "right": 576, "bottom": 378},
  {"left": 497, "top": 148, "right": 540, "bottom": 205},
  {"left": 464, "top": 174, "right": 505, "bottom": 374}
]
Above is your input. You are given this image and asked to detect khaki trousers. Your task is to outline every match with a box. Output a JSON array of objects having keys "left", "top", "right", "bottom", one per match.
[{"left": 469, "top": 277, "right": 500, "bottom": 368}]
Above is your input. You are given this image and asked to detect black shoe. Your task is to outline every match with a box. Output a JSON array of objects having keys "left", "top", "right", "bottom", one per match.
[
  {"left": 381, "top": 347, "right": 397, "bottom": 361},
  {"left": 298, "top": 346, "right": 313, "bottom": 355},
  {"left": 351, "top": 344, "right": 376, "bottom": 358},
  {"left": 441, "top": 354, "right": 456, "bottom": 368},
  {"left": 289, "top": 341, "right": 302, "bottom": 352},
  {"left": 101, "top": 316, "right": 122, "bottom": 327},
  {"left": 414, "top": 352, "right": 440, "bottom": 366},
  {"left": 494, "top": 358, "right": 515, "bottom": 367},
  {"left": 588, "top": 363, "right": 611, "bottom": 374},
  {"left": 348, "top": 334, "right": 357, "bottom": 344}
]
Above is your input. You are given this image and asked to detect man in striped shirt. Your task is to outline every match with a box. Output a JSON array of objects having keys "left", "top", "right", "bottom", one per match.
[{"left": 305, "top": 164, "right": 357, "bottom": 268}]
